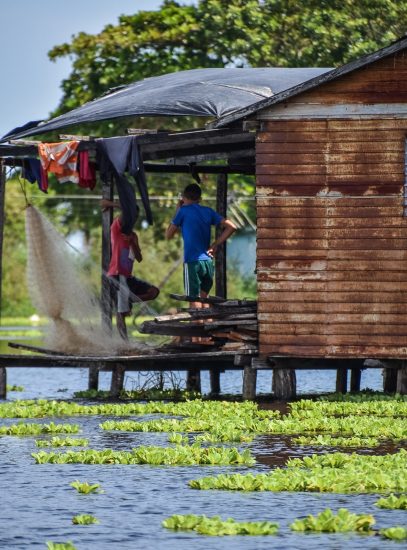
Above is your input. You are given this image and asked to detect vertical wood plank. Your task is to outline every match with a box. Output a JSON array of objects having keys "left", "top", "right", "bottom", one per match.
[
  {"left": 350, "top": 368, "right": 362, "bottom": 392},
  {"left": 0, "top": 367, "right": 6, "bottom": 399},
  {"left": 272, "top": 368, "right": 296, "bottom": 400},
  {"left": 209, "top": 370, "right": 221, "bottom": 395},
  {"left": 215, "top": 173, "right": 227, "bottom": 299},
  {"left": 110, "top": 365, "right": 125, "bottom": 397},
  {"left": 396, "top": 361, "right": 407, "bottom": 394},
  {"left": 0, "top": 161, "right": 6, "bottom": 324},
  {"left": 88, "top": 366, "right": 100, "bottom": 391},
  {"left": 186, "top": 370, "right": 201, "bottom": 393},
  {"left": 336, "top": 369, "right": 348, "bottom": 393},
  {"left": 101, "top": 176, "right": 114, "bottom": 334},
  {"left": 383, "top": 366, "right": 398, "bottom": 393},
  {"left": 242, "top": 363, "right": 257, "bottom": 400}
]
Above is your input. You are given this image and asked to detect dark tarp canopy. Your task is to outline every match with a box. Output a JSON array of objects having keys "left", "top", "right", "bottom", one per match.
[{"left": 1, "top": 67, "right": 331, "bottom": 141}]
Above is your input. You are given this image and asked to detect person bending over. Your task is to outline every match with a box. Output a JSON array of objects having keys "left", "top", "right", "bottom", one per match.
[
  {"left": 165, "top": 183, "right": 236, "bottom": 309},
  {"left": 102, "top": 199, "right": 159, "bottom": 340}
]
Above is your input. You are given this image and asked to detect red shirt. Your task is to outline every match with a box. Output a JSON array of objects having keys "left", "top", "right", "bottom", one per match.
[{"left": 107, "top": 217, "right": 134, "bottom": 277}]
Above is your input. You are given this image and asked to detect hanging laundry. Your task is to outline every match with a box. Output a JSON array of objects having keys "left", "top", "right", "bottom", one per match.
[
  {"left": 96, "top": 136, "right": 153, "bottom": 234},
  {"left": 38, "top": 141, "right": 79, "bottom": 183},
  {"left": 78, "top": 150, "right": 96, "bottom": 190},
  {"left": 21, "top": 158, "right": 48, "bottom": 193}
]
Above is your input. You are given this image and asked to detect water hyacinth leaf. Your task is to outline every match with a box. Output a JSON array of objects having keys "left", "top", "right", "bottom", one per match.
[
  {"left": 162, "top": 514, "right": 279, "bottom": 536},
  {"left": 46, "top": 543, "right": 77, "bottom": 550},
  {"left": 379, "top": 527, "right": 407, "bottom": 540},
  {"left": 72, "top": 514, "right": 99, "bottom": 525},
  {"left": 35, "top": 437, "right": 88, "bottom": 448},
  {"left": 70, "top": 480, "right": 103, "bottom": 494},
  {"left": 0, "top": 422, "right": 80, "bottom": 436},
  {"left": 375, "top": 494, "right": 407, "bottom": 510},
  {"left": 290, "top": 508, "right": 375, "bottom": 533}
]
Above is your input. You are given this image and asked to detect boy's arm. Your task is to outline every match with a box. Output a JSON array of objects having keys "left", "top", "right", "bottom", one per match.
[
  {"left": 100, "top": 199, "right": 120, "bottom": 211},
  {"left": 207, "top": 218, "right": 237, "bottom": 257},
  {"left": 129, "top": 232, "right": 142, "bottom": 263},
  {"left": 165, "top": 198, "right": 183, "bottom": 239}
]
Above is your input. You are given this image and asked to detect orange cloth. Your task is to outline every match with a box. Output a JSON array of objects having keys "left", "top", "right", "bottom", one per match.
[{"left": 38, "top": 141, "right": 79, "bottom": 183}]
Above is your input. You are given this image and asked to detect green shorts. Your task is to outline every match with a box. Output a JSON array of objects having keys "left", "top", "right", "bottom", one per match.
[{"left": 184, "top": 260, "right": 214, "bottom": 298}]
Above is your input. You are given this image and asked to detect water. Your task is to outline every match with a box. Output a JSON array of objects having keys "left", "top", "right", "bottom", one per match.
[{"left": 0, "top": 347, "right": 402, "bottom": 549}]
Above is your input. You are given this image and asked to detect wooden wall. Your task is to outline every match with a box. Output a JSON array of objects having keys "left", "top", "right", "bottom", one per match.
[{"left": 256, "top": 50, "right": 407, "bottom": 359}]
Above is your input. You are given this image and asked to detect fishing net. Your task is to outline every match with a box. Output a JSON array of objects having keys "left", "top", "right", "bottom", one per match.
[{"left": 25, "top": 205, "right": 155, "bottom": 355}]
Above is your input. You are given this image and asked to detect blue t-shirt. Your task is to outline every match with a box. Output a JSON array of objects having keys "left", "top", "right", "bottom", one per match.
[{"left": 172, "top": 204, "right": 223, "bottom": 262}]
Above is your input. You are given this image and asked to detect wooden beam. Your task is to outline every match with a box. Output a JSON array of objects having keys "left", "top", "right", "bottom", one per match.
[
  {"left": 0, "top": 162, "right": 6, "bottom": 323},
  {"left": 101, "top": 175, "right": 114, "bottom": 335},
  {"left": 272, "top": 369, "right": 296, "bottom": 400},
  {"left": 216, "top": 173, "right": 228, "bottom": 299},
  {"left": 143, "top": 163, "right": 254, "bottom": 175},
  {"left": 110, "top": 364, "right": 125, "bottom": 397},
  {"left": 350, "top": 368, "right": 362, "bottom": 392},
  {"left": 396, "top": 361, "right": 407, "bottom": 395},
  {"left": 336, "top": 369, "right": 348, "bottom": 393},
  {"left": 0, "top": 367, "right": 6, "bottom": 399}
]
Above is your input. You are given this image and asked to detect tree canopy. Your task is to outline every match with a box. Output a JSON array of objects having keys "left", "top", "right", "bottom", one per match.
[{"left": 49, "top": 0, "right": 407, "bottom": 116}]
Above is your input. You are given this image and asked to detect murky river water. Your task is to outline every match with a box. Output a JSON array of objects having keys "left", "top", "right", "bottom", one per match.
[{"left": 0, "top": 364, "right": 405, "bottom": 549}]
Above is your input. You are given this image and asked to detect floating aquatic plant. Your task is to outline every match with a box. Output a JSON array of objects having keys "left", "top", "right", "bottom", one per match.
[
  {"left": 162, "top": 514, "right": 279, "bottom": 536},
  {"left": 189, "top": 450, "right": 407, "bottom": 493},
  {"left": 6, "top": 384, "right": 24, "bottom": 392},
  {"left": 290, "top": 508, "right": 375, "bottom": 533},
  {"left": 35, "top": 437, "right": 88, "bottom": 448},
  {"left": 72, "top": 514, "right": 99, "bottom": 525},
  {"left": 293, "top": 435, "right": 381, "bottom": 447},
  {"left": 375, "top": 494, "right": 407, "bottom": 510},
  {"left": 167, "top": 433, "right": 189, "bottom": 445},
  {"left": 46, "top": 542, "right": 77, "bottom": 550},
  {"left": 33, "top": 445, "right": 255, "bottom": 466},
  {"left": 379, "top": 527, "right": 407, "bottom": 541},
  {"left": 74, "top": 388, "right": 200, "bottom": 401},
  {"left": 0, "top": 422, "right": 79, "bottom": 436},
  {"left": 70, "top": 481, "right": 104, "bottom": 494}
]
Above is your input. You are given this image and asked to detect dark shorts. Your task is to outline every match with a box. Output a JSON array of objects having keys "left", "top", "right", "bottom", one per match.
[
  {"left": 184, "top": 260, "right": 214, "bottom": 298},
  {"left": 111, "top": 275, "right": 156, "bottom": 313}
]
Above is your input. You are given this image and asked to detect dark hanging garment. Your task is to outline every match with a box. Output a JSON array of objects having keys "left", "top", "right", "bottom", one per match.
[
  {"left": 21, "top": 158, "right": 48, "bottom": 193},
  {"left": 96, "top": 138, "right": 139, "bottom": 235},
  {"left": 96, "top": 136, "right": 152, "bottom": 233},
  {"left": 128, "top": 138, "right": 153, "bottom": 225},
  {"left": 78, "top": 150, "right": 96, "bottom": 190}
]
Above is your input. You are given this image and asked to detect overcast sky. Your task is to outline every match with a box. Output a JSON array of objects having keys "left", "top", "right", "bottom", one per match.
[{"left": 0, "top": 0, "right": 165, "bottom": 137}]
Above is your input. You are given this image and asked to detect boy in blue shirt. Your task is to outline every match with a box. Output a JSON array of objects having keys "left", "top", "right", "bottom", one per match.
[{"left": 166, "top": 183, "right": 236, "bottom": 307}]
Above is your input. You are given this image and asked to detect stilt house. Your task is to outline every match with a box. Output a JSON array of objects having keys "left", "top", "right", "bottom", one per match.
[{"left": 213, "top": 37, "right": 407, "bottom": 388}]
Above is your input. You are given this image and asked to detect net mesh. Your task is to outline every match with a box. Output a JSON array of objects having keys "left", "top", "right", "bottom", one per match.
[{"left": 25, "top": 205, "right": 153, "bottom": 355}]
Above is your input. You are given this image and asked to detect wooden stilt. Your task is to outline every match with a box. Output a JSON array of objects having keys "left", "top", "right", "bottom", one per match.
[
  {"left": 383, "top": 366, "right": 398, "bottom": 393},
  {"left": 110, "top": 365, "right": 125, "bottom": 397},
  {"left": 350, "top": 368, "right": 362, "bottom": 392},
  {"left": 88, "top": 366, "right": 99, "bottom": 391},
  {"left": 336, "top": 369, "right": 348, "bottom": 393},
  {"left": 242, "top": 362, "right": 257, "bottom": 400},
  {"left": 272, "top": 369, "right": 296, "bottom": 400},
  {"left": 396, "top": 361, "right": 407, "bottom": 395},
  {"left": 0, "top": 367, "right": 6, "bottom": 399},
  {"left": 186, "top": 370, "right": 201, "bottom": 393},
  {"left": 209, "top": 370, "right": 221, "bottom": 395},
  {"left": 0, "top": 162, "right": 6, "bottom": 325},
  {"left": 101, "top": 176, "right": 114, "bottom": 335}
]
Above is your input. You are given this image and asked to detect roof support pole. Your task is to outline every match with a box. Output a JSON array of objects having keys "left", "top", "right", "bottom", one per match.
[
  {"left": 210, "top": 173, "right": 228, "bottom": 396},
  {"left": 0, "top": 161, "right": 5, "bottom": 324},
  {"left": 98, "top": 174, "right": 114, "bottom": 391}
]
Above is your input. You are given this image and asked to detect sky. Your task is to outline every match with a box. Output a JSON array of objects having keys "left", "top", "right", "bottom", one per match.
[{"left": 0, "top": 0, "right": 165, "bottom": 138}]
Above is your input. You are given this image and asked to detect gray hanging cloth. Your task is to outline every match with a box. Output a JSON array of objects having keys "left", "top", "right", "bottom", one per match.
[{"left": 96, "top": 136, "right": 153, "bottom": 234}]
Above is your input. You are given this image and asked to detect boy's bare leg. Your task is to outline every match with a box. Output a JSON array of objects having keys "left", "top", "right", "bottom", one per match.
[{"left": 116, "top": 313, "right": 128, "bottom": 341}]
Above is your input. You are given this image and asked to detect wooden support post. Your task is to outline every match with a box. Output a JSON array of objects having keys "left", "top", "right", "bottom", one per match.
[
  {"left": 209, "top": 370, "right": 221, "bottom": 395},
  {"left": 215, "top": 173, "right": 227, "bottom": 299},
  {"left": 110, "top": 365, "right": 125, "bottom": 397},
  {"left": 211, "top": 173, "right": 228, "bottom": 396},
  {"left": 336, "top": 369, "right": 348, "bottom": 393},
  {"left": 101, "top": 177, "right": 114, "bottom": 335},
  {"left": 350, "top": 368, "right": 362, "bottom": 392},
  {"left": 242, "top": 359, "right": 257, "bottom": 401},
  {"left": 186, "top": 369, "right": 201, "bottom": 393},
  {"left": 0, "top": 367, "right": 6, "bottom": 399},
  {"left": 383, "top": 366, "right": 398, "bottom": 393},
  {"left": 0, "top": 161, "right": 6, "bottom": 324},
  {"left": 88, "top": 366, "right": 100, "bottom": 391},
  {"left": 272, "top": 369, "right": 296, "bottom": 400},
  {"left": 396, "top": 361, "right": 407, "bottom": 395}
]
